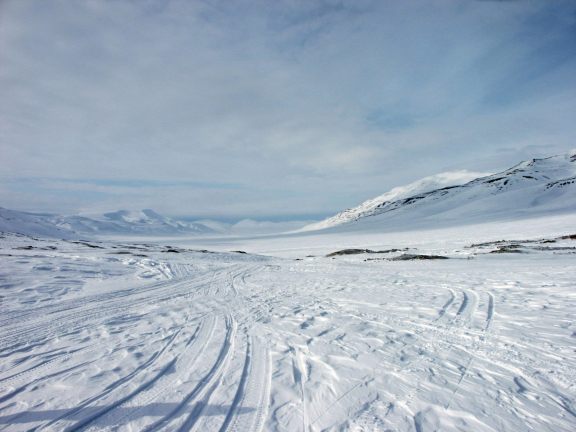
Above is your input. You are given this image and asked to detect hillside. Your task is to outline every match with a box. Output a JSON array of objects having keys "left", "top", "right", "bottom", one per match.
[
  {"left": 0, "top": 208, "right": 214, "bottom": 238},
  {"left": 301, "top": 152, "right": 576, "bottom": 232}
]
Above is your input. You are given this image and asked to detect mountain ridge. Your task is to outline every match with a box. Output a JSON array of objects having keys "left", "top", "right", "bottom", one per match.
[
  {"left": 0, "top": 208, "right": 215, "bottom": 238},
  {"left": 300, "top": 151, "right": 576, "bottom": 232}
]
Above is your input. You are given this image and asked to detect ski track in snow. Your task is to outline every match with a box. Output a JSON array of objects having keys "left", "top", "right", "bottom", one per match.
[{"left": 1, "top": 231, "right": 575, "bottom": 431}]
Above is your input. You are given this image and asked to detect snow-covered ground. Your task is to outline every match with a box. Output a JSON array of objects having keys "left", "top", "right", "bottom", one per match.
[{"left": 1, "top": 213, "right": 575, "bottom": 431}]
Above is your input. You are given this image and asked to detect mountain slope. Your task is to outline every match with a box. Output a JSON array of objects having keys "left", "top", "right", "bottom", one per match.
[
  {"left": 0, "top": 208, "right": 77, "bottom": 239},
  {"left": 301, "top": 152, "right": 576, "bottom": 232},
  {"left": 0, "top": 208, "right": 215, "bottom": 238},
  {"left": 301, "top": 170, "right": 488, "bottom": 231},
  {"left": 52, "top": 209, "right": 214, "bottom": 235}
]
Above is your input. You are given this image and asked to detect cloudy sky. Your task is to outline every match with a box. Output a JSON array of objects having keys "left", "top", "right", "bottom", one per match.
[{"left": 1, "top": 0, "right": 575, "bottom": 220}]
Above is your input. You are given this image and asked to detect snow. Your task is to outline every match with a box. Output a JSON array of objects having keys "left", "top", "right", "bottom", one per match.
[
  {"left": 0, "top": 208, "right": 215, "bottom": 238},
  {"left": 1, "top": 152, "right": 575, "bottom": 431},
  {"left": 192, "top": 219, "right": 316, "bottom": 236},
  {"left": 227, "top": 219, "right": 316, "bottom": 235},
  {"left": 0, "top": 208, "right": 76, "bottom": 240},
  {"left": 0, "top": 208, "right": 314, "bottom": 239},
  {"left": 57, "top": 209, "right": 216, "bottom": 236},
  {"left": 301, "top": 152, "right": 576, "bottom": 232},
  {"left": 1, "top": 212, "right": 575, "bottom": 431},
  {"left": 301, "top": 170, "right": 489, "bottom": 232}
]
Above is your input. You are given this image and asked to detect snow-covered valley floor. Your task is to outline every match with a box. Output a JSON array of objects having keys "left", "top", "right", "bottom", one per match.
[{"left": 1, "top": 218, "right": 575, "bottom": 431}]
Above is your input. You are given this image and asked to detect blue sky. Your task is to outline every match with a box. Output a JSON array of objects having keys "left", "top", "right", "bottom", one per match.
[{"left": 1, "top": 0, "right": 575, "bottom": 220}]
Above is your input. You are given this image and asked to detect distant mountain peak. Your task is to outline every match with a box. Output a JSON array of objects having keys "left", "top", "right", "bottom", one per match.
[{"left": 1, "top": 208, "right": 216, "bottom": 238}]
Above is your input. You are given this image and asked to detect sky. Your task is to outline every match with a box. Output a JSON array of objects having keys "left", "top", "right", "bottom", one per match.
[{"left": 1, "top": 0, "right": 576, "bottom": 221}]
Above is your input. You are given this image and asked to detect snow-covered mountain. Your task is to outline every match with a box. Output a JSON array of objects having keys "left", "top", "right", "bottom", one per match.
[
  {"left": 194, "top": 218, "right": 316, "bottom": 235},
  {"left": 301, "top": 170, "right": 487, "bottom": 231},
  {"left": 4, "top": 152, "right": 575, "bottom": 239},
  {"left": 0, "top": 207, "right": 314, "bottom": 239},
  {"left": 52, "top": 209, "right": 215, "bottom": 236},
  {"left": 301, "top": 152, "right": 576, "bottom": 232},
  {"left": 0, "top": 207, "right": 78, "bottom": 239},
  {"left": 0, "top": 208, "right": 215, "bottom": 238}
]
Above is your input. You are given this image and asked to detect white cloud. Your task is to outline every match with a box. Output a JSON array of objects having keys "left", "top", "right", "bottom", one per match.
[{"left": 1, "top": 0, "right": 575, "bottom": 218}]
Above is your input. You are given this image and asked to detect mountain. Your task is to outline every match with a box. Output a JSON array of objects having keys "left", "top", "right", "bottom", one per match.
[
  {"left": 0, "top": 206, "right": 313, "bottom": 239},
  {"left": 195, "top": 218, "right": 317, "bottom": 235},
  {"left": 0, "top": 208, "right": 215, "bottom": 238},
  {"left": 52, "top": 209, "right": 215, "bottom": 236},
  {"left": 301, "top": 170, "right": 487, "bottom": 231},
  {"left": 0, "top": 207, "right": 77, "bottom": 239},
  {"left": 301, "top": 152, "right": 576, "bottom": 232},
  {"left": 228, "top": 219, "right": 316, "bottom": 235}
]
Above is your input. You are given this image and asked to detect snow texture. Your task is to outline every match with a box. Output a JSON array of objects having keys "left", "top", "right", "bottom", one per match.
[
  {"left": 1, "top": 152, "right": 575, "bottom": 431},
  {"left": 1, "top": 213, "right": 576, "bottom": 431}
]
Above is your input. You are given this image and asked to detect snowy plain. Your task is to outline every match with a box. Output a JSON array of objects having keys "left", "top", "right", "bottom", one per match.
[{"left": 1, "top": 212, "right": 575, "bottom": 432}]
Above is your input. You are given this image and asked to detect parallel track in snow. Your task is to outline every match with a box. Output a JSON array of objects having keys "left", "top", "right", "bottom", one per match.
[
  {"left": 0, "top": 258, "right": 271, "bottom": 432},
  {"left": 2, "top": 238, "right": 575, "bottom": 432}
]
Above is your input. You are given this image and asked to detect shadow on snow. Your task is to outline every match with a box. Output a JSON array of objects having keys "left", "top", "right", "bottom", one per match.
[{"left": 0, "top": 402, "right": 255, "bottom": 425}]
